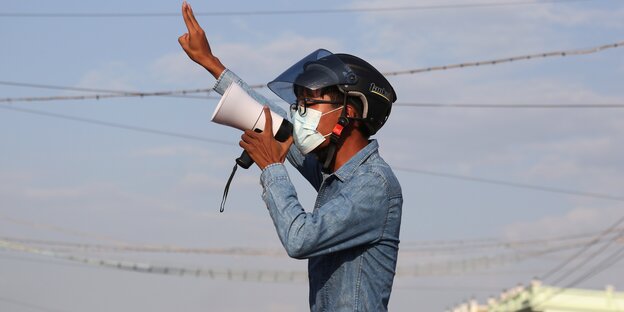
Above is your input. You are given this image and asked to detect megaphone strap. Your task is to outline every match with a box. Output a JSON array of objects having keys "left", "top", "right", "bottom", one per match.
[{"left": 220, "top": 163, "right": 238, "bottom": 213}]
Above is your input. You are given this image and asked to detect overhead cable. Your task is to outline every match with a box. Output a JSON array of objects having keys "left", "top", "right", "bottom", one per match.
[
  {"left": 550, "top": 228, "right": 624, "bottom": 285},
  {"left": 394, "top": 167, "right": 624, "bottom": 202},
  {"left": 4, "top": 228, "right": 620, "bottom": 257},
  {"left": 0, "top": 237, "right": 602, "bottom": 280},
  {"left": 0, "top": 105, "right": 232, "bottom": 146},
  {"left": 532, "top": 227, "right": 624, "bottom": 309},
  {"left": 0, "top": 0, "right": 601, "bottom": 18},
  {"left": 539, "top": 215, "right": 624, "bottom": 281},
  {"left": 393, "top": 103, "right": 624, "bottom": 108},
  {"left": 2, "top": 104, "right": 623, "bottom": 202},
  {"left": 0, "top": 80, "right": 215, "bottom": 100},
  {"left": 0, "top": 88, "right": 219, "bottom": 103},
  {"left": 1, "top": 40, "right": 622, "bottom": 103},
  {"left": 381, "top": 41, "right": 624, "bottom": 76},
  {"left": 0, "top": 296, "right": 72, "bottom": 312}
]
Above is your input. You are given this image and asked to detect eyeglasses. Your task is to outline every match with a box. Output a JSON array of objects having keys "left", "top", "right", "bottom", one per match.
[{"left": 290, "top": 98, "right": 343, "bottom": 117}]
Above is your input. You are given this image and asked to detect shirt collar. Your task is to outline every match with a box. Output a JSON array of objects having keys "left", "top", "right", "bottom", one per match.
[{"left": 332, "top": 140, "right": 379, "bottom": 182}]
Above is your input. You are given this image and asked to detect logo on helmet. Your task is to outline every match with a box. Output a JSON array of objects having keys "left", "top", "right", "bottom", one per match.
[{"left": 369, "top": 83, "right": 391, "bottom": 102}]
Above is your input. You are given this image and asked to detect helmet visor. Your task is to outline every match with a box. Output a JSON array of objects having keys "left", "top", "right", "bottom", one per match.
[{"left": 268, "top": 49, "right": 358, "bottom": 105}]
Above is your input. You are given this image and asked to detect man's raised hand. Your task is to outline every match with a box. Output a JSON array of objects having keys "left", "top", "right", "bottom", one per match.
[{"left": 178, "top": 1, "right": 225, "bottom": 78}]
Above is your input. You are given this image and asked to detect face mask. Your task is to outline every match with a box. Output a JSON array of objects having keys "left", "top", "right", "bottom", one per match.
[{"left": 292, "top": 106, "right": 343, "bottom": 155}]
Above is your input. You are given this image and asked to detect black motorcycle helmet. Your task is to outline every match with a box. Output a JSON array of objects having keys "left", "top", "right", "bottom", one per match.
[{"left": 268, "top": 49, "right": 397, "bottom": 136}]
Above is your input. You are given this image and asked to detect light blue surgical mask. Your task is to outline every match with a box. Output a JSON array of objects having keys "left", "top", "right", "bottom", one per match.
[{"left": 291, "top": 106, "right": 343, "bottom": 155}]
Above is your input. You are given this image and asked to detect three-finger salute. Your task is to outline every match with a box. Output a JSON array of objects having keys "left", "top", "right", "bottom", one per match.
[{"left": 178, "top": 1, "right": 225, "bottom": 78}]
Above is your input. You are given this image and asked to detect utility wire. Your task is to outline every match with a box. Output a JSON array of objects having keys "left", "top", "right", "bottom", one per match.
[
  {"left": 2, "top": 104, "right": 623, "bottom": 202},
  {"left": 549, "top": 224, "right": 624, "bottom": 285},
  {"left": 0, "top": 105, "right": 232, "bottom": 146},
  {"left": 0, "top": 80, "right": 259, "bottom": 103},
  {"left": 394, "top": 167, "right": 624, "bottom": 202},
  {"left": 0, "top": 296, "right": 72, "bottom": 312},
  {"left": 0, "top": 92, "right": 216, "bottom": 103},
  {"left": 539, "top": 215, "right": 624, "bottom": 281},
  {"left": 394, "top": 103, "right": 624, "bottom": 108},
  {"left": 0, "top": 237, "right": 602, "bottom": 280},
  {"left": 0, "top": 213, "right": 132, "bottom": 246},
  {"left": 532, "top": 229, "right": 624, "bottom": 309},
  {"left": 382, "top": 40, "right": 624, "bottom": 76},
  {"left": 4, "top": 227, "right": 620, "bottom": 257},
  {"left": 1, "top": 40, "right": 622, "bottom": 103},
  {"left": 0, "top": 0, "right": 601, "bottom": 18},
  {"left": 0, "top": 80, "right": 215, "bottom": 100},
  {"left": 4, "top": 210, "right": 623, "bottom": 256},
  {"left": 0, "top": 88, "right": 220, "bottom": 103}
]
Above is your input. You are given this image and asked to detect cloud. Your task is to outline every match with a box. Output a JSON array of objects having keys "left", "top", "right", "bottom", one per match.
[
  {"left": 527, "top": 6, "right": 624, "bottom": 28},
  {"left": 0, "top": 171, "right": 274, "bottom": 247},
  {"left": 149, "top": 52, "right": 209, "bottom": 86},
  {"left": 73, "top": 61, "right": 140, "bottom": 92},
  {"left": 503, "top": 205, "right": 622, "bottom": 240}
]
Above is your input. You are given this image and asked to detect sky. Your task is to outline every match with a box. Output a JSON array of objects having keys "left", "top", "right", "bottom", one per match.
[{"left": 1, "top": 0, "right": 624, "bottom": 311}]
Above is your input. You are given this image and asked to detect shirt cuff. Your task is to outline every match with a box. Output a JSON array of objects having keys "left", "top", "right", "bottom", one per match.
[
  {"left": 260, "top": 163, "right": 290, "bottom": 188},
  {"left": 212, "top": 68, "right": 238, "bottom": 95}
]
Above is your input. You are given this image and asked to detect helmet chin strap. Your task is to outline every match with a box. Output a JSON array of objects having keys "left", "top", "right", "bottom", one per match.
[{"left": 322, "top": 96, "right": 351, "bottom": 171}]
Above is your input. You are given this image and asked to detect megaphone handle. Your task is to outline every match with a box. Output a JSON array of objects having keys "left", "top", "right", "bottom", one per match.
[
  {"left": 236, "top": 150, "right": 254, "bottom": 169},
  {"left": 236, "top": 128, "right": 262, "bottom": 169}
]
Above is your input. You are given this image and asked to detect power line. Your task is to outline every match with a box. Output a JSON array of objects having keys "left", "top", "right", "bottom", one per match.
[
  {"left": 0, "top": 296, "right": 72, "bottom": 312},
  {"left": 0, "top": 92, "right": 216, "bottom": 103},
  {"left": 0, "top": 81, "right": 219, "bottom": 103},
  {"left": 1, "top": 40, "right": 621, "bottom": 104},
  {"left": 0, "top": 80, "right": 261, "bottom": 103},
  {"left": 540, "top": 215, "right": 624, "bottom": 281},
  {"left": 2, "top": 104, "right": 623, "bottom": 202},
  {"left": 550, "top": 224, "right": 624, "bottom": 285},
  {"left": 0, "top": 0, "right": 601, "bottom": 18},
  {"left": 0, "top": 236, "right": 603, "bottom": 280},
  {"left": 4, "top": 227, "right": 620, "bottom": 257},
  {"left": 0, "top": 105, "right": 232, "bottom": 146},
  {"left": 382, "top": 40, "right": 624, "bottom": 76},
  {"left": 531, "top": 230, "right": 624, "bottom": 309},
  {"left": 395, "top": 167, "right": 624, "bottom": 202},
  {"left": 4, "top": 209, "right": 623, "bottom": 257},
  {"left": 394, "top": 103, "right": 624, "bottom": 108},
  {"left": 0, "top": 80, "right": 215, "bottom": 100}
]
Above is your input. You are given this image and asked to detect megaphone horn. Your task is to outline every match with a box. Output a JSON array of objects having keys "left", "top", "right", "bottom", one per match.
[{"left": 212, "top": 83, "right": 292, "bottom": 144}]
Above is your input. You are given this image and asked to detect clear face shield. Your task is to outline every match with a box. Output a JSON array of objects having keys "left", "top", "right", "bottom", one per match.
[{"left": 268, "top": 49, "right": 358, "bottom": 107}]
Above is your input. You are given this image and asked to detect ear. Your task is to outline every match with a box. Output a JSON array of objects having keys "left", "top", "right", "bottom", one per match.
[{"left": 345, "top": 104, "right": 360, "bottom": 119}]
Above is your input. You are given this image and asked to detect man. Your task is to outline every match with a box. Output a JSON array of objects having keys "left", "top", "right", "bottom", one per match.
[{"left": 178, "top": 2, "right": 402, "bottom": 311}]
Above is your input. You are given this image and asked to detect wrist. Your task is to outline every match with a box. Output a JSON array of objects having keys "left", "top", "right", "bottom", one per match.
[{"left": 199, "top": 56, "right": 225, "bottom": 79}]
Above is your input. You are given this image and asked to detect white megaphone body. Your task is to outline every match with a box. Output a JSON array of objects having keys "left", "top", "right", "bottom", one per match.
[{"left": 211, "top": 83, "right": 293, "bottom": 169}]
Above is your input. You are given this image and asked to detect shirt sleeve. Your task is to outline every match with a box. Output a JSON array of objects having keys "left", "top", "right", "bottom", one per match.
[
  {"left": 260, "top": 163, "right": 389, "bottom": 259},
  {"left": 213, "top": 69, "right": 323, "bottom": 188}
]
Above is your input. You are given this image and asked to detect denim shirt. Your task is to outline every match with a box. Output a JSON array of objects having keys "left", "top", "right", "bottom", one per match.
[{"left": 213, "top": 69, "right": 402, "bottom": 312}]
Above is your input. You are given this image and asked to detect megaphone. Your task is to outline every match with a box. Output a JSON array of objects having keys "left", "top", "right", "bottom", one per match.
[
  {"left": 211, "top": 83, "right": 293, "bottom": 213},
  {"left": 212, "top": 82, "right": 293, "bottom": 169}
]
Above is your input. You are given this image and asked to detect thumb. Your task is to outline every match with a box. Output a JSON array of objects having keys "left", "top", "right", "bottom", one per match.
[
  {"left": 283, "top": 135, "right": 294, "bottom": 147},
  {"left": 262, "top": 106, "right": 273, "bottom": 135},
  {"left": 178, "top": 33, "right": 189, "bottom": 46}
]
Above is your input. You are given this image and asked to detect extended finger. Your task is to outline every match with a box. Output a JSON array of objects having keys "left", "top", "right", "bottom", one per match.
[
  {"left": 181, "top": 3, "right": 196, "bottom": 33},
  {"left": 186, "top": 2, "right": 203, "bottom": 31},
  {"left": 262, "top": 106, "right": 273, "bottom": 136}
]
